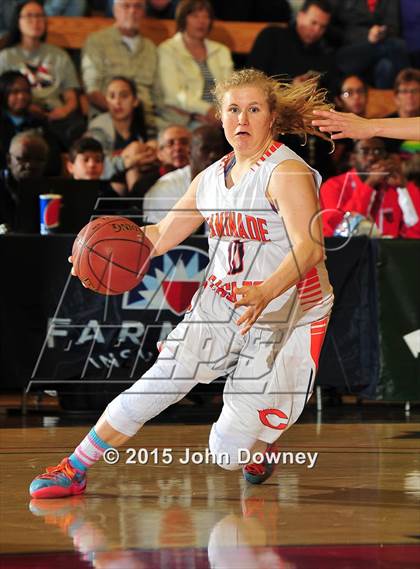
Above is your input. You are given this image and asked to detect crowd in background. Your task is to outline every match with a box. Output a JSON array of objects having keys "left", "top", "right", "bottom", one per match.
[{"left": 0, "top": 0, "right": 419, "bottom": 237}]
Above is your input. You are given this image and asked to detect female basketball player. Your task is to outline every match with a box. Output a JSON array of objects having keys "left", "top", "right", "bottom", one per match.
[{"left": 30, "top": 69, "right": 334, "bottom": 498}]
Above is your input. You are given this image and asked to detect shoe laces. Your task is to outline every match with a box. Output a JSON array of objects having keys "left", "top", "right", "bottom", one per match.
[
  {"left": 41, "top": 459, "right": 76, "bottom": 480},
  {"left": 244, "top": 462, "right": 266, "bottom": 476}
]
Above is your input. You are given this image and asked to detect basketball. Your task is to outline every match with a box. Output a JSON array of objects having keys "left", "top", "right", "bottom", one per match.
[{"left": 71, "top": 216, "right": 153, "bottom": 295}]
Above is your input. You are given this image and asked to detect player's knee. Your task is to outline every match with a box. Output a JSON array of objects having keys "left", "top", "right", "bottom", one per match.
[
  {"left": 105, "top": 394, "right": 142, "bottom": 437},
  {"left": 208, "top": 425, "right": 240, "bottom": 471},
  {"left": 208, "top": 423, "right": 255, "bottom": 471},
  {"left": 105, "top": 351, "right": 194, "bottom": 435}
]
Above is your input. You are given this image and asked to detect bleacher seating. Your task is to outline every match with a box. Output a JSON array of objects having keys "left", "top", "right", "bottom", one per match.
[
  {"left": 365, "top": 88, "right": 396, "bottom": 118},
  {"left": 46, "top": 16, "right": 273, "bottom": 54},
  {"left": 45, "top": 16, "right": 397, "bottom": 118}
]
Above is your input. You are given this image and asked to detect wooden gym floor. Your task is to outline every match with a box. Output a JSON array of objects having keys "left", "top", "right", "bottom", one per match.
[{"left": 0, "top": 398, "right": 419, "bottom": 568}]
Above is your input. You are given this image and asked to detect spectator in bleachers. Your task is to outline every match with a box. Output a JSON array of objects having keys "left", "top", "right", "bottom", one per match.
[
  {"left": 0, "top": 71, "right": 46, "bottom": 167},
  {"left": 0, "top": 70, "right": 61, "bottom": 174},
  {"left": 81, "top": 0, "right": 159, "bottom": 137},
  {"left": 132, "top": 124, "right": 191, "bottom": 195},
  {"left": 248, "top": 1, "right": 335, "bottom": 179},
  {"left": 87, "top": 76, "right": 157, "bottom": 188},
  {"left": 385, "top": 68, "right": 420, "bottom": 156},
  {"left": 332, "top": 0, "right": 410, "bottom": 89},
  {"left": 156, "top": 0, "right": 233, "bottom": 130},
  {"left": 146, "top": 0, "right": 178, "bottom": 18},
  {"left": 403, "top": 166, "right": 420, "bottom": 238},
  {"left": 0, "top": 131, "right": 49, "bottom": 233},
  {"left": 336, "top": 75, "right": 369, "bottom": 117},
  {"left": 390, "top": 69, "right": 420, "bottom": 120},
  {"left": 67, "top": 134, "right": 149, "bottom": 202},
  {"left": 248, "top": 0, "right": 334, "bottom": 88},
  {"left": 66, "top": 136, "right": 124, "bottom": 197},
  {"left": 43, "top": 0, "right": 87, "bottom": 16},
  {"left": 212, "top": 0, "right": 291, "bottom": 23},
  {"left": 331, "top": 74, "right": 369, "bottom": 172},
  {"left": 143, "top": 124, "right": 224, "bottom": 222},
  {"left": 320, "top": 137, "right": 420, "bottom": 238},
  {"left": 0, "top": 1, "right": 85, "bottom": 148},
  {"left": 87, "top": 76, "right": 148, "bottom": 150},
  {"left": 67, "top": 137, "right": 105, "bottom": 180}
]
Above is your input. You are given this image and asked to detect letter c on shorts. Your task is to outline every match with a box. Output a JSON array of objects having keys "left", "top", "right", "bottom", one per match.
[{"left": 259, "top": 408, "right": 289, "bottom": 430}]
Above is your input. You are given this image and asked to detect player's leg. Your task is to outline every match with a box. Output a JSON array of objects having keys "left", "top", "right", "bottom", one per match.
[
  {"left": 29, "top": 347, "right": 202, "bottom": 498},
  {"left": 210, "top": 316, "right": 329, "bottom": 483},
  {"left": 242, "top": 316, "right": 329, "bottom": 483},
  {"left": 208, "top": 402, "right": 280, "bottom": 477},
  {"left": 30, "top": 297, "right": 241, "bottom": 498},
  {"left": 207, "top": 326, "right": 288, "bottom": 472},
  {"left": 208, "top": 410, "right": 259, "bottom": 471}
]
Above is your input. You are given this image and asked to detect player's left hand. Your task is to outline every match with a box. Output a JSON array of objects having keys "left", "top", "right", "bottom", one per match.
[{"left": 234, "top": 284, "right": 271, "bottom": 335}]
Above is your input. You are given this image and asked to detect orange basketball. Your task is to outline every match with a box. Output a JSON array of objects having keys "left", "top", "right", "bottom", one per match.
[{"left": 72, "top": 216, "right": 153, "bottom": 295}]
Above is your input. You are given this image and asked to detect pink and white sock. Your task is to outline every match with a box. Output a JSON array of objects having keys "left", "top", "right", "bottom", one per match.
[{"left": 68, "top": 428, "right": 111, "bottom": 471}]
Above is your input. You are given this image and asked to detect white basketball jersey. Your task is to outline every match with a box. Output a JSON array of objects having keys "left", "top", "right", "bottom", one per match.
[{"left": 195, "top": 141, "right": 334, "bottom": 327}]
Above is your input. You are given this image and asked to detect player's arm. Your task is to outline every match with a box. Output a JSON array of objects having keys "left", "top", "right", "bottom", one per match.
[
  {"left": 264, "top": 160, "right": 325, "bottom": 292},
  {"left": 312, "top": 110, "right": 420, "bottom": 141},
  {"left": 142, "top": 173, "right": 205, "bottom": 257},
  {"left": 235, "top": 160, "right": 324, "bottom": 334},
  {"left": 364, "top": 117, "right": 420, "bottom": 140}
]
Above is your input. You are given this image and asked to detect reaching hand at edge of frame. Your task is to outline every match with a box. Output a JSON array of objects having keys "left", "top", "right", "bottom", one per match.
[
  {"left": 234, "top": 283, "right": 272, "bottom": 335},
  {"left": 312, "top": 109, "right": 375, "bottom": 140},
  {"left": 312, "top": 110, "right": 420, "bottom": 141}
]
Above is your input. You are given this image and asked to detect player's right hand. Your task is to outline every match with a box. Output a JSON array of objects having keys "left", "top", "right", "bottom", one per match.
[{"left": 234, "top": 284, "right": 271, "bottom": 335}]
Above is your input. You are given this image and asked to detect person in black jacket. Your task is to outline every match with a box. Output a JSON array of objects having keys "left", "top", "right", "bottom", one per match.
[
  {"left": 332, "top": 0, "right": 410, "bottom": 89},
  {"left": 0, "top": 131, "right": 49, "bottom": 233},
  {"left": 248, "top": 0, "right": 334, "bottom": 89},
  {"left": 247, "top": 1, "right": 336, "bottom": 179}
]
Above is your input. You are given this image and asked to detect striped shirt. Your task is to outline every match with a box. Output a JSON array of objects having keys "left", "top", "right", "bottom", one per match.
[{"left": 196, "top": 59, "right": 215, "bottom": 103}]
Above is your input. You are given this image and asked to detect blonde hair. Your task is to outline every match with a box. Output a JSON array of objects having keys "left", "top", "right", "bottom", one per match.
[{"left": 213, "top": 68, "right": 333, "bottom": 144}]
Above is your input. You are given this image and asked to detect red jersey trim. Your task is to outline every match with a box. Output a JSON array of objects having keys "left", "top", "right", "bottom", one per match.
[{"left": 250, "top": 141, "right": 283, "bottom": 171}]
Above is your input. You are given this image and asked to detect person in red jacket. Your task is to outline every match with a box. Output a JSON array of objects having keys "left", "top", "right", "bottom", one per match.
[{"left": 319, "top": 137, "right": 420, "bottom": 238}]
